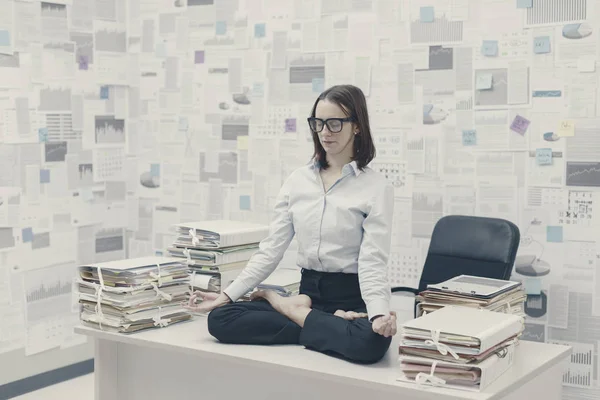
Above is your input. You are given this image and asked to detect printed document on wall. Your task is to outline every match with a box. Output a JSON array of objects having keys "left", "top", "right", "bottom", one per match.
[{"left": 24, "top": 262, "right": 77, "bottom": 355}]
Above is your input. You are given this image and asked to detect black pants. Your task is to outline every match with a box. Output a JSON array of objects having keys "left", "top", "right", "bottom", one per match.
[{"left": 207, "top": 269, "right": 392, "bottom": 364}]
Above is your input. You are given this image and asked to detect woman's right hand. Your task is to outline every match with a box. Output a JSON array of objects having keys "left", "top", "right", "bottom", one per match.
[{"left": 183, "top": 291, "right": 231, "bottom": 313}]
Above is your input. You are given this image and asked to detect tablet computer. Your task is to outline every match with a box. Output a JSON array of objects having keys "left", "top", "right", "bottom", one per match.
[{"left": 426, "top": 275, "right": 520, "bottom": 298}]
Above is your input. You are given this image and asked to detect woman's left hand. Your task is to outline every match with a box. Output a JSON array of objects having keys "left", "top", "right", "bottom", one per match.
[{"left": 372, "top": 311, "right": 397, "bottom": 337}]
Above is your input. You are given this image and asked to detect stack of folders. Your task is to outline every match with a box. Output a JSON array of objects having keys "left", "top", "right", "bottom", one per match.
[
  {"left": 239, "top": 268, "right": 302, "bottom": 301},
  {"left": 415, "top": 275, "right": 527, "bottom": 318},
  {"left": 398, "top": 305, "right": 524, "bottom": 392},
  {"left": 77, "top": 256, "right": 192, "bottom": 333},
  {"left": 167, "top": 220, "right": 269, "bottom": 294}
]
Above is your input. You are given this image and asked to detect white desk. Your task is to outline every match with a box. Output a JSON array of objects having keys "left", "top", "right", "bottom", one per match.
[{"left": 75, "top": 319, "right": 570, "bottom": 400}]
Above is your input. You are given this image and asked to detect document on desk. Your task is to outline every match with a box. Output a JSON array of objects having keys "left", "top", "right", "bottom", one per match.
[
  {"left": 166, "top": 244, "right": 259, "bottom": 266},
  {"left": 398, "top": 342, "right": 516, "bottom": 391},
  {"left": 400, "top": 306, "right": 523, "bottom": 356},
  {"left": 77, "top": 256, "right": 192, "bottom": 333},
  {"left": 173, "top": 220, "right": 269, "bottom": 249}
]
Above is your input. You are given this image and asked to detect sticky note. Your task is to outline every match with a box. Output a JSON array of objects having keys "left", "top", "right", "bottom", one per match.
[
  {"left": 536, "top": 148, "right": 553, "bottom": 165},
  {"left": 100, "top": 86, "right": 109, "bottom": 99},
  {"left": 216, "top": 21, "right": 227, "bottom": 35},
  {"left": 557, "top": 120, "right": 575, "bottom": 137},
  {"left": 155, "top": 41, "right": 166, "bottom": 57},
  {"left": 462, "top": 129, "right": 477, "bottom": 146},
  {"left": 510, "top": 115, "right": 530, "bottom": 135},
  {"left": 476, "top": 73, "right": 493, "bottom": 90},
  {"left": 517, "top": 0, "right": 533, "bottom": 8},
  {"left": 178, "top": 116, "right": 189, "bottom": 131},
  {"left": 481, "top": 40, "right": 498, "bottom": 57},
  {"left": 150, "top": 163, "right": 160, "bottom": 177},
  {"left": 40, "top": 169, "right": 50, "bottom": 183},
  {"left": 78, "top": 55, "right": 89, "bottom": 70},
  {"left": 237, "top": 135, "right": 248, "bottom": 150},
  {"left": 239, "top": 195, "right": 251, "bottom": 210},
  {"left": 577, "top": 58, "right": 596, "bottom": 72},
  {"left": 0, "top": 30, "right": 10, "bottom": 46},
  {"left": 420, "top": 6, "right": 435, "bottom": 22},
  {"left": 22, "top": 227, "right": 33, "bottom": 243},
  {"left": 312, "top": 77, "right": 325, "bottom": 93},
  {"left": 547, "top": 226, "right": 563, "bottom": 243},
  {"left": 254, "top": 23, "right": 266, "bottom": 38},
  {"left": 194, "top": 50, "right": 205, "bottom": 64},
  {"left": 38, "top": 127, "right": 48, "bottom": 142},
  {"left": 533, "top": 36, "right": 551, "bottom": 54},
  {"left": 253, "top": 82, "right": 264, "bottom": 97},
  {"left": 80, "top": 188, "right": 93, "bottom": 201},
  {"left": 285, "top": 118, "right": 297, "bottom": 132},
  {"left": 524, "top": 278, "right": 542, "bottom": 295}
]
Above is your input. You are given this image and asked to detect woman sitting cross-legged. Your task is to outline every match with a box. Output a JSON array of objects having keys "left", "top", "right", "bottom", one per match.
[{"left": 185, "top": 84, "right": 397, "bottom": 365}]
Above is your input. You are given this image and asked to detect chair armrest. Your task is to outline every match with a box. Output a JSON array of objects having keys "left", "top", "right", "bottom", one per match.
[{"left": 390, "top": 287, "right": 419, "bottom": 295}]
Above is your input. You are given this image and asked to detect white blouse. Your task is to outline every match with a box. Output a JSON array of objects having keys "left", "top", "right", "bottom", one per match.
[{"left": 224, "top": 160, "right": 395, "bottom": 320}]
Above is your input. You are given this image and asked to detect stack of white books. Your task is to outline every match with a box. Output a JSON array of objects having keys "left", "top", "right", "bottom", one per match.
[
  {"left": 77, "top": 256, "right": 192, "bottom": 333},
  {"left": 415, "top": 275, "right": 527, "bottom": 318},
  {"left": 398, "top": 306, "right": 524, "bottom": 392},
  {"left": 167, "top": 220, "right": 269, "bottom": 294},
  {"left": 239, "top": 268, "right": 302, "bottom": 301}
]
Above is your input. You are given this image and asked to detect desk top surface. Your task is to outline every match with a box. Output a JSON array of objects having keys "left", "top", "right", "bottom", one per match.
[{"left": 75, "top": 318, "right": 570, "bottom": 400}]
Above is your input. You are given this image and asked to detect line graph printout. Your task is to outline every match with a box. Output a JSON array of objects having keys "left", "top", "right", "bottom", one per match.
[
  {"left": 522, "top": 322, "right": 546, "bottom": 342},
  {"left": 474, "top": 69, "right": 508, "bottom": 107},
  {"left": 567, "top": 162, "right": 600, "bottom": 188}
]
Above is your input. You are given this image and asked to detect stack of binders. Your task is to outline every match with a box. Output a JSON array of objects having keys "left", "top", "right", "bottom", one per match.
[
  {"left": 415, "top": 275, "right": 527, "bottom": 318},
  {"left": 77, "top": 256, "right": 192, "bottom": 333},
  {"left": 239, "top": 268, "right": 302, "bottom": 301},
  {"left": 398, "top": 305, "right": 524, "bottom": 391},
  {"left": 166, "top": 220, "right": 269, "bottom": 295}
]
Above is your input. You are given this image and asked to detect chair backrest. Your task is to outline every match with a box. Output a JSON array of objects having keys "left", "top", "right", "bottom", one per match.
[{"left": 417, "top": 215, "right": 520, "bottom": 293}]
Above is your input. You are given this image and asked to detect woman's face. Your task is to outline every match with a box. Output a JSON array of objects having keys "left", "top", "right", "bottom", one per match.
[{"left": 314, "top": 99, "right": 356, "bottom": 157}]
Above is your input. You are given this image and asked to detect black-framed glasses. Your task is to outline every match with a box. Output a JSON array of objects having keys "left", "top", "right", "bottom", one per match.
[{"left": 307, "top": 117, "right": 354, "bottom": 133}]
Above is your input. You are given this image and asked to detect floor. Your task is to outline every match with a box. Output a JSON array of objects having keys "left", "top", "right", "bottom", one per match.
[
  {"left": 11, "top": 374, "right": 94, "bottom": 400},
  {"left": 10, "top": 296, "right": 414, "bottom": 400}
]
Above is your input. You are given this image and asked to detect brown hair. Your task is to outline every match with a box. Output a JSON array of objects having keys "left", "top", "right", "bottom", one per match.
[{"left": 308, "top": 84, "right": 376, "bottom": 170}]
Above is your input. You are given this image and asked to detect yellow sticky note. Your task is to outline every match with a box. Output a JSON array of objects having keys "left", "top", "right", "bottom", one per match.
[
  {"left": 237, "top": 135, "right": 249, "bottom": 150},
  {"left": 558, "top": 120, "right": 575, "bottom": 137}
]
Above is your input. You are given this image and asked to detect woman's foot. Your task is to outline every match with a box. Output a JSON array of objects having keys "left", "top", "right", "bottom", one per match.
[
  {"left": 251, "top": 291, "right": 312, "bottom": 327},
  {"left": 334, "top": 310, "right": 369, "bottom": 320},
  {"left": 251, "top": 290, "right": 311, "bottom": 313}
]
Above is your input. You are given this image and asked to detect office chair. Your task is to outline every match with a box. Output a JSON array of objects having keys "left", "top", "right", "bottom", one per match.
[{"left": 391, "top": 215, "right": 521, "bottom": 317}]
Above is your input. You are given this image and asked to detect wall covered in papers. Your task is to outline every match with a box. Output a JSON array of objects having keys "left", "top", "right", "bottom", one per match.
[{"left": 0, "top": 0, "right": 599, "bottom": 397}]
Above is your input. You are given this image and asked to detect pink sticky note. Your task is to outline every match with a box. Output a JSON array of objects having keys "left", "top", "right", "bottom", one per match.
[
  {"left": 285, "top": 118, "right": 296, "bottom": 132},
  {"left": 78, "top": 55, "right": 89, "bottom": 70},
  {"left": 510, "top": 115, "right": 530, "bottom": 135}
]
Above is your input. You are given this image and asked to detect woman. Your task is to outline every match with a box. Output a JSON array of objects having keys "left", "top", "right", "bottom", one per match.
[{"left": 186, "top": 84, "right": 397, "bottom": 364}]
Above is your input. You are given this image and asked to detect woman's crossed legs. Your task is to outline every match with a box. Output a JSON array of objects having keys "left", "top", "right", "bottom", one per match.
[{"left": 207, "top": 291, "right": 392, "bottom": 364}]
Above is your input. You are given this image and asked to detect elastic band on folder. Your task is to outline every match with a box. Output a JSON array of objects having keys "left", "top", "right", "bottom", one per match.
[
  {"left": 425, "top": 329, "right": 460, "bottom": 360},
  {"left": 152, "top": 306, "right": 171, "bottom": 327},
  {"left": 149, "top": 263, "right": 163, "bottom": 286},
  {"left": 94, "top": 266, "right": 106, "bottom": 331},
  {"left": 415, "top": 361, "right": 446, "bottom": 387},
  {"left": 189, "top": 228, "right": 200, "bottom": 246},
  {"left": 151, "top": 282, "right": 172, "bottom": 301},
  {"left": 183, "top": 248, "right": 192, "bottom": 264}
]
